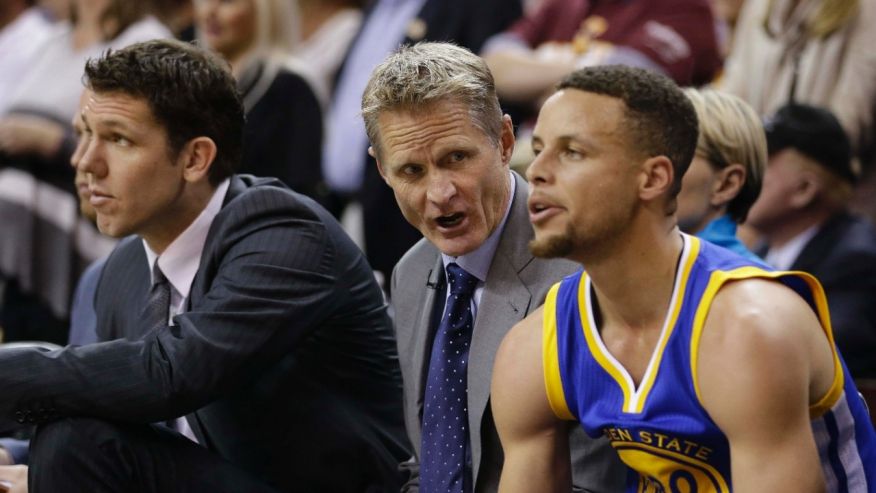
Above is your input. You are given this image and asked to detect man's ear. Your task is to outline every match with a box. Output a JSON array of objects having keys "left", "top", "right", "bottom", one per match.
[
  {"left": 499, "top": 114, "right": 515, "bottom": 166},
  {"left": 638, "top": 155, "right": 674, "bottom": 201},
  {"left": 710, "top": 163, "right": 746, "bottom": 208},
  {"left": 369, "top": 145, "right": 390, "bottom": 184},
  {"left": 180, "top": 137, "right": 217, "bottom": 183},
  {"left": 789, "top": 170, "right": 821, "bottom": 209}
]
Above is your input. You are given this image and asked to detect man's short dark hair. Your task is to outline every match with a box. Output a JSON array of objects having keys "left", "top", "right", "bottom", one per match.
[
  {"left": 84, "top": 39, "right": 244, "bottom": 185},
  {"left": 557, "top": 65, "right": 699, "bottom": 198}
]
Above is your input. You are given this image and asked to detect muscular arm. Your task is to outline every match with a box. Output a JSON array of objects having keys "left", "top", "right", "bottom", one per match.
[
  {"left": 698, "top": 279, "right": 832, "bottom": 492},
  {"left": 483, "top": 39, "right": 581, "bottom": 105},
  {"left": 493, "top": 307, "right": 571, "bottom": 493}
]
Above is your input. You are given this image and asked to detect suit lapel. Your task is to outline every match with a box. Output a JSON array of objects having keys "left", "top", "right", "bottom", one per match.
[
  {"left": 411, "top": 256, "right": 446, "bottom": 426},
  {"left": 184, "top": 175, "right": 251, "bottom": 444},
  {"left": 791, "top": 212, "right": 848, "bottom": 274},
  {"left": 467, "top": 173, "right": 535, "bottom": 482}
]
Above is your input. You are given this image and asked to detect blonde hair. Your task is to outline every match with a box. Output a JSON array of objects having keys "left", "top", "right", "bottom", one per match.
[
  {"left": 253, "top": 0, "right": 300, "bottom": 56},
  {"left": 765, "top": 0, "right": 858, "bottom": 39},
  {"left": 361, "top": 42, "right": 503, "bottom": 156},
  {"left": 684, "top": 88, "right": 767, "bottom": 223},
  {"left": 196, "top": 0, "right": 300, "bottom": 58}
]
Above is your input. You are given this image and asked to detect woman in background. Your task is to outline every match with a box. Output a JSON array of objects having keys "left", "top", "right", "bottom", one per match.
[
  {"left": 720, "top": 0, "right": 874, "bottom": 161},
  {"left": 195, "top": 0, "right": 325, "bottom": 202},
  {"left": 676, "top": 88, "right": 767, "bottom": 262}
]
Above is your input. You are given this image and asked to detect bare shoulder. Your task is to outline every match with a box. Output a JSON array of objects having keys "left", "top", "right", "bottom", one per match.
[
  {"left": 493, "top": 305, "right": 555, "bottom": 433},
  {"left": 494, "top": 305, "right": 545, "bottom": 393},
  {"left": 697, "top": 277, "right": 834, "bottom": 428},
  {"left": 702, "top": 277, "right": 820, "bottom": 359}
]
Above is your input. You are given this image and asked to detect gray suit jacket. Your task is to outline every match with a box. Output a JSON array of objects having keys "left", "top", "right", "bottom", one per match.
[{"left": 391, "top": 172, "right": 625, "bottom": 492}]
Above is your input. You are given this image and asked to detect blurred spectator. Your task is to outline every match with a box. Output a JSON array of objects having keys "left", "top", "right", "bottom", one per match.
[
  {"left": 3, "top": 0, "right": 170, "bottom": 132},
  {"left": 482, "top": 0, "right": 722, "bottom": 107},
  {"left": 721, "top": 0, "right": 875, "bottom": 159},
  {"left": 292, "top": 0, "right": 364, "bottom": 97},
  {"left": 151, "top": 0, "right": 196, "bottom": 41},
  {"left": 322, "top": 0, "right": 523, "bottom": 286},
  {"left": 708, "top": 0, "right": 746, "bottom": 55},
  {"left": 481, "top": 0, "right": 723, "bottom": 172},
  {"left": 195, "top": 0, "right": 325, "bottom": 201},
  {"left": 35, "top": 0, "right": 70, "bottom": 22},
  {"left": 678, "top": 88, "right": 766, "bottom": 261},
  {"left": 0, "top": 1, "right": 53, "bottom": 115},
  {"left": 0, "top": 0, "right": 168, "bottom": 344},
  {"left": 747, "top": 103, "right": 876, "bottom": 379}
]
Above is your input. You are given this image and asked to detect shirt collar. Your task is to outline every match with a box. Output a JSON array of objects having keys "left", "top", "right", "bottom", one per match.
[
  {"left": 441, "top": 172, "right": 515, "bottom": 282},
  {"left": 144, "top": 179, "right": 231, "bottom": 297},
  {"left": 764, "top": 223, "right": 820, "bottom": 271}
]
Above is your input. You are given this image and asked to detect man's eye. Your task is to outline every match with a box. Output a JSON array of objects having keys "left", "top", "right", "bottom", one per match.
[
  {"left": 401, "top": 165, "right": 421, "bottom": 176},
  {"left": 449, "top": 152, "right": 466, "bottom": 162}
]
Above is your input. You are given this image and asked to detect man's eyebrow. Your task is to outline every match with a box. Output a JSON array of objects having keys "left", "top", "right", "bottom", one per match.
[{"left": 91, "top": 118, "right": 136, "bottom": 133}]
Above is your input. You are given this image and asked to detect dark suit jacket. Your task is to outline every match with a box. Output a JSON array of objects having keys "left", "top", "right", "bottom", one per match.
[
  {"left": 0, "top": 175, "right": 410, "bottom": 492},
  {"left": 335, "top": 0, "right": 524, "bottom": 281},
  {"left": 240, "top": 59, "right": 325, "bottom": 203},
  {"left": 391, "top": 173, "right": 626, "bottom": 492},
  {"left": 790, "top": 211, "right": 876, "bottom": 379}
]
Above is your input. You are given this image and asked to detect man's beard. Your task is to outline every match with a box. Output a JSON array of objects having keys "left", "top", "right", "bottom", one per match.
[{"left": 529, "top": 223, "right": 575, "bottom": 259}]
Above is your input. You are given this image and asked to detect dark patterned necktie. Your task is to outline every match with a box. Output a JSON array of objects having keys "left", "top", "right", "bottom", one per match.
[
  {"left": 420, "top": 263, "right": 478, "bottom": 493},
  {"left": 144, "top": 263, "right": 171, "bottom": 333}
]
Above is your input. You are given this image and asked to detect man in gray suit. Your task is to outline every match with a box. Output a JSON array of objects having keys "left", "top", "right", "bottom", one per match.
[
  {"left": 0, "top": 39, "right": 410, "bottom": 492},
  {"left": 362, "top": 42, "right": 624, "bottom": 492}
]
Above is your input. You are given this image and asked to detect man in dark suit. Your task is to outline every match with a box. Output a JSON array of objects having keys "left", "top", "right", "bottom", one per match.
[
  {"left": 322, "top": 0, "right": 523, "bottom": 286},
  {"left": 747, "top": 103, "right": 876, "bottom": 379},
  {"left": 362, "top": 42, "right": 625, "bottom": 492},
  {"left": 0, "top": 39, "right": 410, "bottom": 492}
]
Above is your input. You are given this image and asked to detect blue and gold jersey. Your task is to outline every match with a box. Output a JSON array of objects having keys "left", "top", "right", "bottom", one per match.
[{"left": 543, "top": 234, "right": 876, "bottom": 492}]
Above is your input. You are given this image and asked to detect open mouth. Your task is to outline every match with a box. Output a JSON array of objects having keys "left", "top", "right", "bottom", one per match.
[
  {"left": 435, "top": 212, "right": 464, "bottom": 228},
  {"left": 528, "top": 199, "right": 561, "bottom": 224}
]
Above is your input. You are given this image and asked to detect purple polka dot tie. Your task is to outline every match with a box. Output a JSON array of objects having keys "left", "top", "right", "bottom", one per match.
[{"left": 420, "top": 263, "right": 478, "bottom": 493}]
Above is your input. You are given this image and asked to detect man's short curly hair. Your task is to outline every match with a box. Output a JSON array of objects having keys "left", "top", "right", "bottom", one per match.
[
  {"left": 557, "top": 65, "right": 699, "bottom": 198},
  {"left": 84, "top": 39, "right": 244, "bottom": 185}
]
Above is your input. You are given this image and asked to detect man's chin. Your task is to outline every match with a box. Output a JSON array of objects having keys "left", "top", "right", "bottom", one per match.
[
  {"left": 95, "top": 219, "right": 128, "bottom": 239},
  {"left": 430, "top": 232, "right": 482, "bottom": 258},
  {"left": 528, "top": 233, "right": 573, "bottom": 259}
]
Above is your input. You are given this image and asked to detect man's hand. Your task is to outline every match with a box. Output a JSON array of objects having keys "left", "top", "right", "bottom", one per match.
[
  {"left": 0, "top": 115, "right": 64, "bottom": 159},
  {"left": 0, "top": 465, "right": 28, "bottom": 493}
]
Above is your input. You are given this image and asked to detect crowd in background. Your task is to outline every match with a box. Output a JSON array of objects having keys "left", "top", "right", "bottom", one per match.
[{"left": 0, "top": 0, "right": 874, "bottom": 430}]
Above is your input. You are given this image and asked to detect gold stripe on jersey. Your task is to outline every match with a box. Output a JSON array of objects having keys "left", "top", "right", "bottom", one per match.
[
  {"left": 543, "top": 282, "right": 575, "bottom": 421},
  {"left": 689, "top": 267, "right": 844, "bottom": 418},
  {"left": 579, "top": 271, "right": 633, "bottom": 411}
]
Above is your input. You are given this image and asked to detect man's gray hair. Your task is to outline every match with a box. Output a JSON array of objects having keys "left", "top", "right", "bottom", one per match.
[{"left": 361, "top": 42, "right": 503, "bottom": 156}]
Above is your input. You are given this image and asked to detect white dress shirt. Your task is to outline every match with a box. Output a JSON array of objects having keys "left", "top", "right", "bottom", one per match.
[
  {"left": 764, "top": 224, "right": 819, "bottom": 271},
  {"left": 142, "top": 179, "right": 230, "bottom": 442}
]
